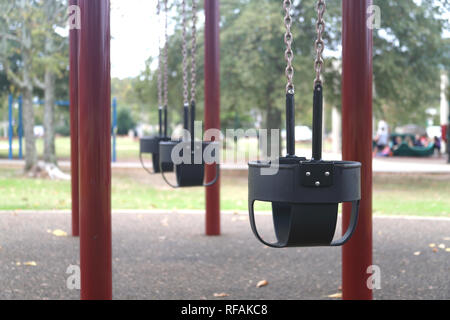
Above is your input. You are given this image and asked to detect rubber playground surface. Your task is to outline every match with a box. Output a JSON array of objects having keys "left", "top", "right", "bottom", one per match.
[{"left": 0, "top": 211, "right": 448, "bottom": 300}]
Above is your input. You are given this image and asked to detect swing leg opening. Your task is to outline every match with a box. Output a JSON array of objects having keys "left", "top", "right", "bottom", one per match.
[
  {"left": 249, "top": 200, "right": 359, "bottom": 248},
  {"left": 272, "top": 203, "right": 338, "bottom": 247}
]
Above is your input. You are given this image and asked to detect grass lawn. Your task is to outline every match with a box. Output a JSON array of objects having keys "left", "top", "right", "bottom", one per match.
[
  {"left": 0, "top": 136, "right": 333, "bottom": 163},
  {"left": 0, "top": 167, "right": 448, "bottom": 217},
  {"left": 0, "top": 136, "right": 140, "bottom": 161}
]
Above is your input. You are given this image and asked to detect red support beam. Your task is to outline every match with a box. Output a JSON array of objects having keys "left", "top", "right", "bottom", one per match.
[
  {"left": 69, "top": 0, "right": 79, "bottom": 237},
  {"left": 341, "top": 0, "right": 373, "bottom": 300},
  {"left": 204, "top": 0, "right": 221, "bottom": 236},
  {"left": 78, "top": 0, "right": 112, "bottom": 300}
]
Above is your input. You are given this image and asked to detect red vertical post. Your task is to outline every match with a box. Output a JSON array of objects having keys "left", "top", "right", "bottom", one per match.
[
  {"left": 204, "top": 0, "right": 221, "bottom": 236},
  {"left": 78, "top": 0, "right": 112, "bottom": 300},
  {"left": 341, "top": 0, "right": 373, "bottom": 300},
  {"left": 69, "top": 0, "right": 79, "bottom": 237}
]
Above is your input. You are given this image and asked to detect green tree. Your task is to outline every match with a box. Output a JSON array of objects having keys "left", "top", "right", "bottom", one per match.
[
  {"left": 33, "top": 0, "right": 68, "bottom": 165},
  {"left": 134, "top": 0, "right": 449, "bottom": 147},
  {"left": 0, "top": 0, "right": 69, "bottom": 169},
  {"left": 370, "top": 0, "right": 449, "bottom": 127},
  {"left": 117, "top": 108, "right": 137, "bottom": 136},
  {"left": 0, "top": 0, "right": 41, "bottom": 171}
]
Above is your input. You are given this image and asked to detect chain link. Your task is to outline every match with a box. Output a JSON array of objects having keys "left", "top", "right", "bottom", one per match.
[
  {"left": 190, "top": 0, "right": 197, "bottom": 103},
  {"left": 182, "top": 0, "right": 189, "bottom": 105},
  {"left": 283, "top": 0, "right": 294, "bottom": 94},
  {"left": 314, "top": 0, "right": 326, "bottom": 86},
  {"left": 181, "top": 0, "right": 197, "bottom": 104},
  {"left": 163, "top": 0, "right": 169, "bottom": 107}
]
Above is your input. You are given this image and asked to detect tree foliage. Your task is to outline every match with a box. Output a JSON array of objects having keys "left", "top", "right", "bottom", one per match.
[
  {"left": 117, "top": 108, "right": 137, "bottom": 135},
  {"left": 134, "top": 0, "right": 449, "bottom": 136},
  {"left": 0, "top": 0, "right": 68, "bottom": 168}
]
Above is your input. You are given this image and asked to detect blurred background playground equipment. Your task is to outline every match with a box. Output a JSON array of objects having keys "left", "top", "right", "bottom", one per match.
[
  {"left": 373, "top": 71, "right": 449, "bottom": 159},
  {"left": 3, "top": 95, "right": 118, "bottom": 162}
]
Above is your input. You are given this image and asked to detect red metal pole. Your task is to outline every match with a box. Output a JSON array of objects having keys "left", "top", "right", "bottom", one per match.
[
  {"left": 341, "top": 0, "right": 373, "bottom": 300},
  {"left": 78, "top": 0, "right": 112, "bottom": 300},
  {"left": 204, "top": 0, "right": 221, "bottom": 236},
  {"left": 69, "top": 0, "right": 79, "bottom": 237}
]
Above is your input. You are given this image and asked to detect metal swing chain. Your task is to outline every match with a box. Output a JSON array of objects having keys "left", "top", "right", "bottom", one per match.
[
  {"left": 190, "top": 0, "right": 197, "bottom": 104},
  {"left": 181, "top": 0, "right": 197, "bottom": 104},
  {"left": 163, "top": 0, "right": 169, "bottom": 108},
  {"left": 283, "top": 0, "right": 294, "bottom": 94},
  {"left": 157, "top": 0, "right": 163, "bottom": 108},
  {"left": 181, "top": 0, "right": 189, "bottom": 106},
  {"left": 314, "top": 0, "right": 326, "bottom": 86}
]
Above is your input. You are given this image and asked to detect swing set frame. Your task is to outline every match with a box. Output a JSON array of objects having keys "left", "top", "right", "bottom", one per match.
[{"left": 69, "top": 0, "right": 373, "bottom": 300}]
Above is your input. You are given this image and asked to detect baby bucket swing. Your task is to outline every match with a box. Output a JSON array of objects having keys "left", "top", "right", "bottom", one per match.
[
  {"left": 139, "top": 0, "right": 174, "bottom": 174},
  {"left": 159, "top": 0, "right": 220, "bottom": 188},
  {"left": 248, "top": 0, "right": 361, "bottom": 248}
]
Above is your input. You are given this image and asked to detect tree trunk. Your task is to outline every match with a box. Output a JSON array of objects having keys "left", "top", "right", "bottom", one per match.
[
  {"left": 331, "top": 106, "right": 342, "bottom": 154},
  {"left": 265, "top": 104, "right": 282, "bottom": 159},
  {"left": 22, "top": 88, "right": 37, "bottom": 171},
  {"left": 43, "top": 70, "right": 57, "bottom": 164},
  {"left": 20, "top": 2, "right": 37, "bottom": 173}
]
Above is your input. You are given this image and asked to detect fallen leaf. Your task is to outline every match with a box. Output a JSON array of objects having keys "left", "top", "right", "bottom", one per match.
[
  {"left": 213, "top": 293, "right": 229, "bottom": 298},
  {"left": 256, "top": 280, "right": 269, "bottom": 288},
  {"left": 432, "top": 248, "right": 438, "bottom": 253},
  {"left": 16, "top": 262, "right": 21, "bottom": 266},
  {"left": 24, "top": 261, "right": 37, "bottom": 266},
  {"left": 445, "top": 248, "right": 450, "bottom": 252},
  {"left": 438, "top": 244, "right": 446, "bottom": 249},
  {"left": 429, "top": 243, "right": 436, "bottom": 248},
  {"left": 328, "top": 293, "right": 342, "bottom": 299},
  {"left": 52, "top": 229, "right": 67, "bottom": 237},
  {"left": 443, "top": 237, "right": 450, "bottom": 241},
  {"left": 413, "top": 251, "right": 421, "bottom": 256},
  {"left": 161, "top": 218, "right": 169, "bottom": 227}
]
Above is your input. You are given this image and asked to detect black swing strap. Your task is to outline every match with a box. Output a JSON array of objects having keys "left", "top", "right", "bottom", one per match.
[{"left": 139, "top": 152, "right": 156, "bottom": 175}]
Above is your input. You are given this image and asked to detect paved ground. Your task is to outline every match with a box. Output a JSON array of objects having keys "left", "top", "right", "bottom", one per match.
[{"left": 0, "top": 211, "right": 449, "bottom": 300}]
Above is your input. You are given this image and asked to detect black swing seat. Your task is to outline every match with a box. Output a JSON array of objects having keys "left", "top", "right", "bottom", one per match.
[
  {"left": 140, "top": 136, "right": 174, "bottom": 173},
  {"left": 248, "top": 158, "right": 361, "bottom": 248},
  {"left": 159, "top": 140, "right": 219, "bottom": 187}
]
